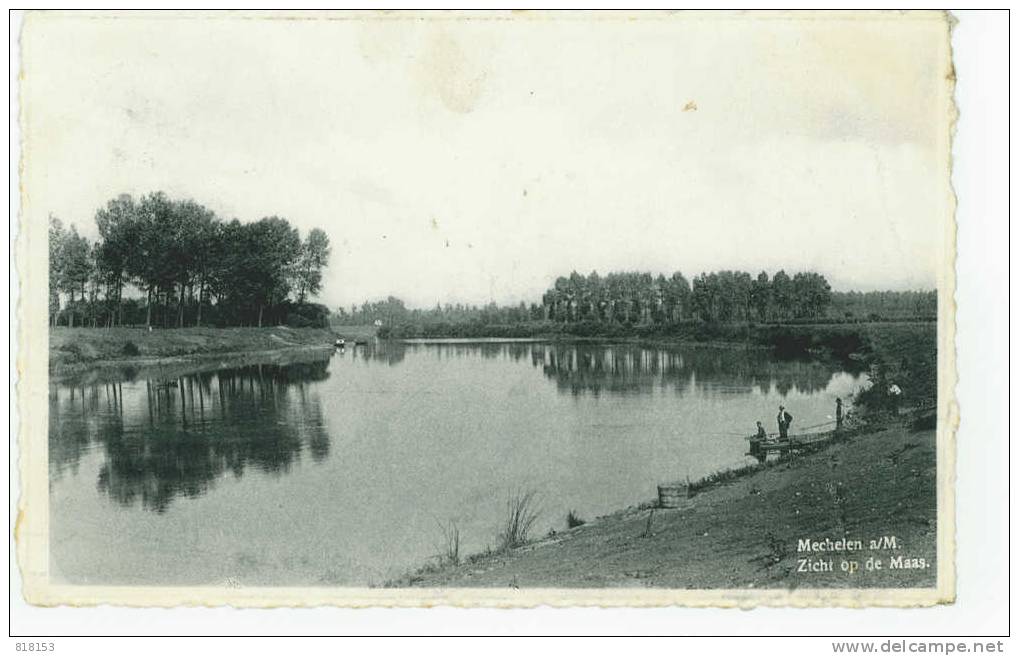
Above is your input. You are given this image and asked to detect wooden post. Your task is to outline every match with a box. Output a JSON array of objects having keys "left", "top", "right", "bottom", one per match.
[{"left": 642, "top": 509, "right": 655, "bottom": 538}]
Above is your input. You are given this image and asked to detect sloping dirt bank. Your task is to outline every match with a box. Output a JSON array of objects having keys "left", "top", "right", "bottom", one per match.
[
  {"left": 49, "top": 326, "right": 337, "bottom": 380},
  {"left": 393, "top": 423, "right": 937, "bottom": 589}
]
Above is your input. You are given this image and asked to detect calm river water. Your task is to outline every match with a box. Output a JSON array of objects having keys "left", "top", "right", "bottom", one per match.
[{"left": 49, "top": 341, "right": 867, "bottom": 586}]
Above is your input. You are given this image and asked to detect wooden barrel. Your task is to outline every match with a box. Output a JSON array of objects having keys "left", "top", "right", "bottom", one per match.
[{"left": 657, "top": 482, "right": 689, "bottom": 509}]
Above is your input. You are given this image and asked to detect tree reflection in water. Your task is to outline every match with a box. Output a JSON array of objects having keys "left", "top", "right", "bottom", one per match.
[
  {"left": 531, "top": 344, "right": 842, "bottom": 397},
  {"left": 344, "top": 340, "right": 842, "bottom": 398},
  {"left": 48, "top": 358, "right": 332, "bottom": 513},
  {"left": 49, "top": 343, "right": 848, "bottom": 514},
  {"left": 344, "top": 340, "right": 407, "bottom": 366}
]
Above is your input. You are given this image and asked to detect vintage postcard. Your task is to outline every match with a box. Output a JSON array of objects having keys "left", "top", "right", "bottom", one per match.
[{"left": 15, "top": 10, "right": 957, "bottom": 607}]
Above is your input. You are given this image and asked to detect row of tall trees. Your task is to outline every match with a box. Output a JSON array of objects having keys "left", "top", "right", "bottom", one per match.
[
  {"left": 335, "top": 270, "right": 937, "bottom": 332},
  {"left": 334, "top": 269, "right": 836, "bottom": 330},
  {"left": 539, "top": 269, "right": 833, "bottom": 324},
  {"left": 542, "top": 272, "right": 691, "bottom": 324},
  {"left": 49, "top": 192, "right": 331, "bottom": 328}
]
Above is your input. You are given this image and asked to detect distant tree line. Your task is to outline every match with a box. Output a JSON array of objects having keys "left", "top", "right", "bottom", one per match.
[
  {"left": 336, "top": 269, "right": 836, "bottom": 327},
  {"left": 539, "top": 270, "right": 834, "bottom": 324},
  {"left": 334, "top": 270, "right": 936, "bottom": 338},
  {"left": 48, "top": 192, "right": 331, "bottom": 329},
  {"left": 334, "top": 296, "right": 543, "bottom": 328}
]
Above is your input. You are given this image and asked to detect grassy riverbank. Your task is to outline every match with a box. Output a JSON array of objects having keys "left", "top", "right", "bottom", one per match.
[
  {"left": 49, "top": 326, "right": 341, "bottom": 376},
  {"left": 391, "top": 421, "right": 937, "bottom": 589}
]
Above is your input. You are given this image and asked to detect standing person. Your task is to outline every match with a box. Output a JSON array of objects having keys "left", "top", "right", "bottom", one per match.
[
  {"left": 887, "top": 383, "right": 903, "bottom": 414},
  {"left": 756, "top": 421, "right": 768, "bottom": 441},
  {"left": 777, "top": 405, "right": 789, "bottom": 440},
  {"left": 835, "top": 397, "right": 844, "bottom": 430}
]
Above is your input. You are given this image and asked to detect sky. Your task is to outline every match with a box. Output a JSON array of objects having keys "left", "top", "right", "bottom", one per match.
[{"left": 21, "top": 11, "right": 954, "bottom": 310}]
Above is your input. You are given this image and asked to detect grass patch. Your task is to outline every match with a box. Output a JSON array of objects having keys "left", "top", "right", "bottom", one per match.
[
  {"left": 566, "top": 510, "right": 586, "bottom": 528},
  {"left": 688, "top": 461, "right": 774, "bottom": 496},
  {"left": 498, "top": 490, "right": 541, "bottom": 551},
  {"left": 436, "top": 519, "right": 461, "bottom": 567}
]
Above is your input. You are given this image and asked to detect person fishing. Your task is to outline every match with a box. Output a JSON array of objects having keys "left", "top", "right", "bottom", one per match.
[
  {"left": 835, "top": 397, "right": 844, "bottom": 430},
  {"left": 777, "top": 405, "right": 793, "bottom": 440},
  {"left": 748, "top": 421, "right": 769, "bottom": 463}
]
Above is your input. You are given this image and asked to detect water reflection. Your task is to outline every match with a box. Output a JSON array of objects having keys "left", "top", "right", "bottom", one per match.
[
  {"left": 50, "top": 343, "right": 849, "bottom": 515},
  {"left": 50, "top": 342, "right": 867, "bottom": 586},
  {"left": 49, "top": 358, "right": 332, "bottom": 513},
  {"left": 341, "top": 340, "right": 407, "bottom": 366},
  {"left": 343, "top": 341, "right": 843, "bottom": 397},
  {"left": 533, "top": 344, "right": 841, "bottom": 397}
]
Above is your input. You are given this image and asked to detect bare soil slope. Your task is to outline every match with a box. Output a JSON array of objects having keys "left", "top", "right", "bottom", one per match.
[{"left": 395, "top": 424, "right": 937, "bottom": 589}]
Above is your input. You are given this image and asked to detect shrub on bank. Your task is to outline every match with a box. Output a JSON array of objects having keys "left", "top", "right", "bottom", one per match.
[
  {"left": 751, "top": 324, "right": 867, "bottom": 361},
  {"left": 851, "top": 323, "right": 937, "bottom": 417},
  {"left": 285, "top": 303, "right": 331, "bottom": 329}
]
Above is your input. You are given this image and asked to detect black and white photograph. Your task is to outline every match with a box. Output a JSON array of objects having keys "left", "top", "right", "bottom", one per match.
[{"left": 12, "top": 9, "right": 973, "bottom": 617}]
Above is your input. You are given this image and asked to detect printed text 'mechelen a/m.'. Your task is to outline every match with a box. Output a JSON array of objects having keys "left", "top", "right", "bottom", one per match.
[{"left": 797, "top": 537, "right": 864, "bottom": 553}]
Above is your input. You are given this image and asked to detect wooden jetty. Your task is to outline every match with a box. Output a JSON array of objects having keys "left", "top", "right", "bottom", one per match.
[
  {"left": 746, "top": 428, "right": 838, "bottom": 462},
  {"left": 743, "top": 406, "right": 935, "bottom": 463},
  {"left": 657, "top": 426, "right": 839, "bottom": 507},
  {"left": 654, "top": 406, "right": 937, "bottom": 507}
]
